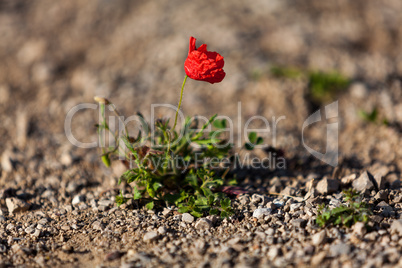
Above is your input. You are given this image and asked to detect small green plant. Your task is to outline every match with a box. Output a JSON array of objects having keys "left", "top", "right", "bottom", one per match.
[
  {"left": 95, "top": 99, "right": 263, "bottom": 218},
  {"left": 270, "top": 66, "right": 303, "bottom": 79},
  {"left": 308, "top": 71, "right": 350, "bottom": 103},
  {"left": 358, "top": 107, "right": 389, "bottom": 126},
  {"left": 270, "top": 66, "right": 350, "bottom": 104},
  {"left": 316, "top": 189, "right": 371, "bottom": 228},
  {"left": 94, "top": 37, "right": 266, "bottom": 218}
]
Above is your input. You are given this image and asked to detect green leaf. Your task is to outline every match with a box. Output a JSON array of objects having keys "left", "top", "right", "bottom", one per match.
[
  {"left": 221, "top": 198, "right": 231, "bottom": 210},
  {"left": 213, "top": 119, "right": 227, "bottom": 129},
  {"left": 248, "top": 132, "right": 257, "bottom": 144},
  {"left": 133, "top": 186, "right": 142, "bottom": 200},
  {"left": 152, "top": 182, "right": 162, "bottom": 192},
  {"left": 245, "top": 143, "right": 254, "bottom": 150},
  {"left": 221, "top": 211, "right": 230, "bottom": 218},
  {"left": 191, "top": 211, "right": 203, "bottom": 218},
  {"left": 256, "top": 137, "right": 264, "bottom": 145},
  {"left": 178, "top": 206, "right": 190, "bottom": 213},
  {"left": 145, "top": 201, "right": 154, "bottom": 210},
  {"left": 101, "top": 154, "right": 111, "bottom": 167},
  {"left": 164, "top": 193, "right": 181, "bottom": 204},
  {"left": 195, "top": 196, "right": 208, "bottom": 206},
  {"left": 209, "top": 208, "right": 219, "bottom": 215}
]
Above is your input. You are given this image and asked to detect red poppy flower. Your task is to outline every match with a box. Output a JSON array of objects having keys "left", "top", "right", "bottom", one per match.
[{"left": 184, "top": 36, "right": 225, "bottom": 84}]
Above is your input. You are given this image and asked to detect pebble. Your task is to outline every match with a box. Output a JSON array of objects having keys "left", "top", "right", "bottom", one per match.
[
  {"left": 72, "top": 195, "right": 85, "bottom": 205},
  {"left": 195, "top": 218, "right": 212, "bottom": 230},
  {"left": 289, "top": 203, "right": 302, "bottom": 212},
  {"left": 341, "top": 173, "right": 357, "bottom": 185},
  {"left": 377, "top": 201, "right": 393, "bottom": 217},
  {"left": 0, "top": 244, "right": 7, "bottom": 253},
  {"left": 6, "top": 197, "right": 30, "bottom": 214},
  {"left": 182, "top": 213, "right": 194, "bottom": 223},
  {"left": 61, "top": 244, "right": 73, "bottom": 253},
  {"left": 316, "top": 177, "right": 339, "bottom": 194},
  {"left": 32, "top": 229, "right": 41, "bottom": 238},
  {"left": 267, "top": 246, "right": 282, "bottom": 260},
  {"left": 1, "top": 150, "right": 14, "bottom": 172},
  {"left": 92, "top": 221, "right": 105, "bottom": 231},
  {"left": 291, "top": 219, "right": 307, "bottom": 228},
  {"left": 390, "top": 219, "right": 402, "bottom": 235},
  {"left": 105, "top": 250, "right": 124, "bottom": 261},
  {"left": 330, "top": 243, "right": 351, "bottom": 256},
  {"left": 143, "top": 231, "right": 158, "bottom": 242},
  {"left": 253, "top": 208, "right": 272, "bottom": 218},
  {"left": 312, "top": 230, "right": 326, "bottom": 246},
  {"left": 157, "top": 226, "right": 167, "bottom": 235},
  {"left": 353, "top": 171, "right": 375, "bottom": 193},
  {"left": 353, "top": 222, "right": 366, "bottom": 236}
]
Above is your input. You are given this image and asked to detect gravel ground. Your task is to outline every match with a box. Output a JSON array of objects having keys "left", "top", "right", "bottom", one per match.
[{"left": 1, "top": 0, "right": 402, "bottom": 267}]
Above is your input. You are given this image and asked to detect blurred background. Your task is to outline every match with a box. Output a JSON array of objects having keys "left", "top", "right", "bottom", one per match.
[{"left": 0, "top": 0, "right": 402, "bottom": 176}]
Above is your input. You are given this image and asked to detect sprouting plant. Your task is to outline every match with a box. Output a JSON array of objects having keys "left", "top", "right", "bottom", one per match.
[
  {"left": 358, "top": 107, "right": 389, "bottom": 126},
  {"left": 316, "top": 189, "right": 371, "bottom": 228},
  {"left": 270, "top": 66, "right": 350, "bottom": 104},
  {"left": 94, "top": 37, "right": 264, "bottom": 218},
  {"left": 308, "top": 71, "right": 350, "bottom": 103},
  {"left": 270, "top": 66, "right": 303, "bottom": 79}
]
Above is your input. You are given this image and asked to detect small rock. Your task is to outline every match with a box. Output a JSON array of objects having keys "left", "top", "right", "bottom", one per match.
[
  {"left": 61, "top": 244, "right": 73, "bottom": 253},
  {"left": 353, "top": 222, "right": 366, "bottom": 236},
  {"left": 376, "top": 201, "right": 393, "bottom": 217},
  {"left": 374, "top": 173, "right": 385, "bottom": 190},
  {"left": 253, "top": 208, "right": 272, "bottom": 219},
  {"left": 311, "top": 251, "right": 327, "bottom": 266},
  {"left": 195, "top": 218, "right": 212, "bottom": 230},
  {"left": 24, "top": 226, "right": 35, "bottom": 234},
  {"left": 390, "top": 219, "right": 402, "bottom": 235},
  {"left": 1, "top": 151, "right": 14, "bottom": 172},
  {"left": 60, "top": 152, "right": 73, "bottom": 166},
  {"left": 374, "top": 190, "right": 388, "bottom": 201},
  {"left": 32, "top": 229, "right": 41, "bottom": 238},
  {"left": 143, "top": 231, "right": 158, "bottom": 242},
  {"left": 329, "top": 243, "right": 351, "bottom": 257},
  {"left": 316, "top": 177, "right": 339, "bottom": 195},
  {"left": 157, "top": 226, "right": 167, "bottom": 235},
  {"left": 6, "top": 197, "right": 30, "bottom": 214},
  {"left": 267, "top": 246, "right": 282, "bottom": 260},
  {"left": 72, "top": 195, "right": 85, "bottom": 205},
  {"left": 312, "top": 230, "right": 326, "bottom": 246},
  {"left": 105, "top": 250, "right": 124, "bottom": 261},
  {"left": 341, "top": 173, "right": 357, "bottom": 185},
  {"left": 206, "top": 215, "right": 218, "bottom": 225},
  {"left": 194, "top": 239, "right": 206, "bottom": 254},
  {"left": 251, "top": 194, "right": 268, "bottom": 205},
  {"left": 182, "top": 213, "right": 194, "bottom": 223},
  {"left": 353, "top": 171, "right": 374, "bottom": 193},
  {"left": 98, "top": 199, "right": 113, "bottom": 207},
  {"left": 162, "top": 208, "right": 172, "bottom": 217},
  {"left": 289, "top": 203, "right": 302, "bottom": 212},
  {"left": 92, "top": 221, "right": 105, "bottom": 231},
  {"left": 291, "top": 219, "right": 306, "bottom": 228}
]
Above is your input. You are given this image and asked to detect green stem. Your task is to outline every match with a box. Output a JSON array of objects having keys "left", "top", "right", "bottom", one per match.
[{"left": 172, "top": 75, "right": 188, "bottom": 130}]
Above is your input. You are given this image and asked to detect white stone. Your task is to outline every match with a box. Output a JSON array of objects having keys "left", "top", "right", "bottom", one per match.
[
  {"left": 252, "top": 208, "right": 272, "bottom": 218},
  {"left": 312, "top": 230, "right": 326, "bottom": 246},
  {"left": 143, "top": 231, "right": 158, "bottom": 242},
  {"left": 6, "top": 197, "right": 30, "bottom": 214},
  {"left": 195, "top": 218, "right": 212, "bottom": 230},
  {"left": 182, "top": 213, "right": 194, "bottom": 223}
]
